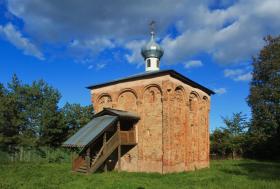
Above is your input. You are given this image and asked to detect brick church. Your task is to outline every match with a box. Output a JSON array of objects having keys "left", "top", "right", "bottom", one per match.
[{"left": 63, "top": 29, "right": 214, "bottom": 174}]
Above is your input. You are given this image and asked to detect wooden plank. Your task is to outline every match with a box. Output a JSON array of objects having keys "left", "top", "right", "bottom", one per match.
[
  {"left": 90, "top": 130, "right": 120, "bottom": 173},
  {"left": 120, "top": 130, "right": 137, "bottom": 145},
  {"left": 103, "top": 132, "right": 107, "bottom": 172},
  {"left": 86, "top": 148, "right": 90, "bottom": 173},
  {"left": 118, "top": 145, "right": 121, "bottom": 172},
  {"left": 117, "top": 121, "right": 121, "bottom": 172}
]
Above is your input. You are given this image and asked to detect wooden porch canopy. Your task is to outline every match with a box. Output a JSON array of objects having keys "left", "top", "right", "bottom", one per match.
[{"left": 62, "top": 108, "right": 140, "bottom": 148}]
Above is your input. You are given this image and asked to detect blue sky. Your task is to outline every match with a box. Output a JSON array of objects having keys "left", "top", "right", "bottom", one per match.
[{"left": 0, "top": 0, "right": 280, "bottom": 131}]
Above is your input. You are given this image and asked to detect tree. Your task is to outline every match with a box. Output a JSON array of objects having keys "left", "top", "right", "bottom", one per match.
[
  {"left": 210, "top": 129, "right": 231, "bottom": 158},
  {"left": 29, "top": 80, "right": 65, "bottom": 147},
  {"left": 62, "top": 103, "right": 94, "bottom": 138},
  {"left": 0, "top": 83, "right": 8, "bottom": 148},
  {"left": 0, "top": 75, "right": 66, "bottom": 148},
  {"left": 247, "top": 35, "right": 280, "bottom": 159},
  {"left": 210, "top": 112, "right": 248, "bottom": 159},
  {"left": 0, "top": 74, "right": 95, "bottom": 151},
  {"left": 222, "top": 112, "right": 248, "bottom": 159},
  {"left": 0, "top": 75, "right": 28, "bottom": 151}
]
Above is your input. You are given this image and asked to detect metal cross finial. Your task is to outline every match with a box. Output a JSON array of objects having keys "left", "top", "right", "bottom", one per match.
[{"left": 149, "top": 20, "right": 156, "bottom": 36}]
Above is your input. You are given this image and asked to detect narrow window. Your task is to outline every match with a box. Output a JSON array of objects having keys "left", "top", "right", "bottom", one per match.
[
  {"left": 189, "top": 99, "right": 193, "bottom": 111},
  {"left": 147, "top": 59, "right": 151, "bottom": 67},
  {"left": 156, "top": 60, "right": 159, "bottom": 68}
]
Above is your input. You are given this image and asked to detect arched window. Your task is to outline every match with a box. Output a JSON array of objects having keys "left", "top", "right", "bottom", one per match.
[
  {"left": 147, "top": 59, "right": 151, "bottom": 67},
  {"left": 189, "top": 93, "right": 198, "bottom": 112},
  {"left": 189, "top": 98, "right": 193, "bottom": 111}
]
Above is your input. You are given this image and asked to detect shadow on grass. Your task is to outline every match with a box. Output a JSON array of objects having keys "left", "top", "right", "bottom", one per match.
[{"left": 221, "top": 161, "right": 280, "bottom": 181}]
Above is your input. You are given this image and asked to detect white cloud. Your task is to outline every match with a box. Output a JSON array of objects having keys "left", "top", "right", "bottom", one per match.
[
  {"left": 4, "top": 0, "right": 280, "bottom": 65},
  {"left": 161, "top": 0, "right": 280, "bottom": 65},
  {"left": 88, "top": 63, "right": 106, "bottom": 70},
  {"left": 214, "top": 88, "right": 227, "bottom": 95},
  {"left": 184, "top": 60, "right": 203, "bottom": 69},
  {"left": 69, "top": 38, "right": 115, "bottom": 55},
  {"left": 125, "top": 40, "right": 146, "bottom": 66},
  {"left": 96, "top": 63, "right": 106, "bottom": 70},
  {"left": 224, "top": 69, "right": 244, "bottom": 77},
  {"left": 0, "top": 23, "right": 44, "bottom": 60},
  {"left": 235, "top": 72, "right": 252, "bottom": 81},
  {"left": 87, "top": 65, "right": 94, "bottom": 70},
  {"left": 224, "top": 68, "right": 252, "bottom": 81}
]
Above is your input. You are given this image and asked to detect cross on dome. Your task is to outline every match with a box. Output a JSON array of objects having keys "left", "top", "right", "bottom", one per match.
[{"left": 141, "top": 21, "right": 164, "bottom": 72}]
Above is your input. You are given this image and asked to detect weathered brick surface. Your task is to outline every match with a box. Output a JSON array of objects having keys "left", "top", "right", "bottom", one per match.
[{"left": 91, "top": 75, "right": 211, "bottom": 173}]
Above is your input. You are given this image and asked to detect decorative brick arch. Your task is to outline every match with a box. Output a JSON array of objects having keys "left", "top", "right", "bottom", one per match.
[
  {"left": 188, "top": 91, "right": 200, "bottom": 168},
  {"left": 118, "top": 88, "right": 138, "bottom": 99},
  {"left": 202, "top": 96, "right": 209, "bottom": 122},
  {"left": 171, "top": 86, "right": 186, "bottom": 168},
  {"left": 140, "top": 85, "right": 163, "bottom": 169},
  {"left": 200, "top": 96, "right": 209, "bottom": 161},
  {"left": 174, "top": 86, "right": 186, "bottom": 101},
  {"left": 96, "top": 93, "right": 113, "bottom": 112},
  {"left": 142, "top": 84, "right": 162, "bottom": 99},
  {"left": 189, "top": 91, "right": 200, "bottom": 111},
  {"left": 202, "top": 96, "right": 209, "bottom": 111},
  {"left": 117, "top": 88, "right": 138, "bottom": 113}
]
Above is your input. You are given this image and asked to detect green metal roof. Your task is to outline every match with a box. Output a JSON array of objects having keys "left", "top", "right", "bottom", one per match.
[{"left": 62, "top": 115, "right": 117, "bottom": 148}]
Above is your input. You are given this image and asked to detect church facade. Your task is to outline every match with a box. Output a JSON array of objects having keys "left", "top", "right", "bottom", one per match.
[
  {"left": 63, "top": 29, "right": 214, "bottom": 174},
  {"left": 88, "top": 70, "right": 213, "bottom": 173},
  {"left": 86, "top": 30, "right": 214, "bottom": 173}
]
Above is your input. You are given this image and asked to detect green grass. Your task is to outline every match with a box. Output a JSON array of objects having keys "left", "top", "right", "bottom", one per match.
[{"left": 0, "top": 160, "right": 279, "bottom": 189}]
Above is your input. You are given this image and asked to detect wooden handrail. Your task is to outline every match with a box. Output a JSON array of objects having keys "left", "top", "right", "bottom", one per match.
[
  {"left": 73, "top": 129, "right": 137, "bottom": 173},
  {"left": 90, "top": 130, "right": 121, "bottom": 173},
  {"left": 90, "top": 144, "right": 105, "bottom": 166}
]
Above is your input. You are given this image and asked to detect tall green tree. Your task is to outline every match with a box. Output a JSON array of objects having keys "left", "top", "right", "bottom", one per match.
[
  {"left": 0, "top": 75, "right": 65, "bottom": 148},
  {"left": 28, "top": 80, "right": 64, "bottom": 147},
  {"left": 62, "top": 103, "right": 94, "bottom": 138},
  {"left": 0, "top": 75, "right": 27, "bottom": 151},
  {"left": 210, "top": 128, "right": 231, "bottom": 158},
  {"left": 247, "top": 35, "right": 280, "bottom": 159},
  {"left": 211, "top": 112, "right": 248, "bottom": 159},
  {"left": 222, "top": 112, "right": 248, "bottom": 158},
  {"left": 0, "top": 75, "right": 94, "bottom": 150}
]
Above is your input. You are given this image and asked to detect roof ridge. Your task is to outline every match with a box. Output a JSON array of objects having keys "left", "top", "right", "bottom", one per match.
[{"left": 86, "top": 69, "right": 214, "bottom": 95}]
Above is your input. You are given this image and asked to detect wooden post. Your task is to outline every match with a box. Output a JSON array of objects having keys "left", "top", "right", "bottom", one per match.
[
  {"left": 103, "top": 132, "right": 107, "bottom": 172},
  {"left": 117, "top": 121, "right": 121, "bottom": 172},
  {"left": 104, "top": 160, "right": 108, "bottom": 172},
  {"left": 71, "top": 150, "right": 74, "bottom": 171},
  {"left": 86, "top": 148, "right": 90, "bottom": 173},
  {"left": 103, "top": 132, "right": 107, "bottom": 145}
]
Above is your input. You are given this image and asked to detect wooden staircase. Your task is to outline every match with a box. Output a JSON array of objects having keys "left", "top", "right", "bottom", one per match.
[
  {"left": 72, "top": 129, "right": 136, "bottom": 174},
  {"left": 76, "top": 162, "right": 88, "bottom": 173}
]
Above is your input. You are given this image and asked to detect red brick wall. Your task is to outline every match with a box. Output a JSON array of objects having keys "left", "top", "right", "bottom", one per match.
[{"left": 91, "top": 75, "right": 210, "bottom": 173}]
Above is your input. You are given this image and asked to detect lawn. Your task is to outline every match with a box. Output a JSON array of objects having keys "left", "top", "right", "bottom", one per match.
[{"left": 0, "top": 160, "right": 279, "bottom": 189}]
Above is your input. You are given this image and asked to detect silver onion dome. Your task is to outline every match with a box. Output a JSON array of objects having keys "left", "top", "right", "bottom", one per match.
[{"left": 141, "top": 32, "right": 164, "bottom": 60}]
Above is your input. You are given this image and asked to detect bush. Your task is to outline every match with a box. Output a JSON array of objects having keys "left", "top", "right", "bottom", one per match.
[{"left": 0, "top": 146, "right": 71, "bottom": 163}]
